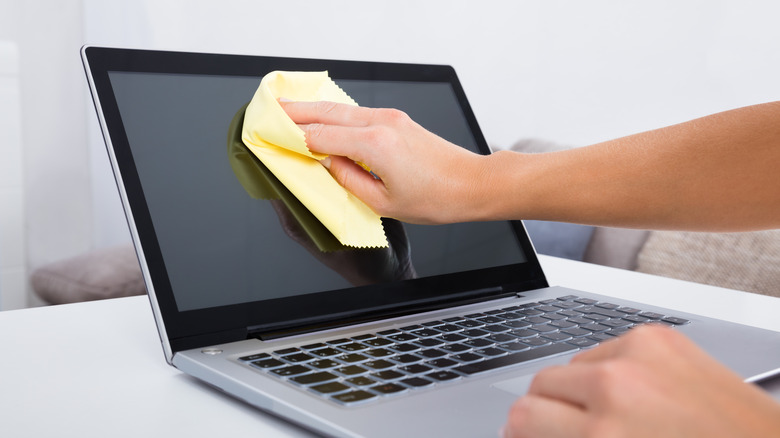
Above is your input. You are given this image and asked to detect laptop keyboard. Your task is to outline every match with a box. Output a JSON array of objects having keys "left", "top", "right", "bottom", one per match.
[{"left": 238, "top": 295, "right": 690, "bottom": 406}]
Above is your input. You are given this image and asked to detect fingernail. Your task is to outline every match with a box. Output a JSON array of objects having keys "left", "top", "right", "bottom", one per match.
[
  {"left": 319, "top": 156, "right": 331, "bottom": 169},
  {"left": 278, "top": 97, "right": 293, "bottom": 103}
]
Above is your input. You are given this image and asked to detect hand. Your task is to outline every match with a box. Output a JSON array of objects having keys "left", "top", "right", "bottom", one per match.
[
  {"left": 281, "top": 101, "right": 491, "bottom": 224},
  {"left": 503, "top": 324, "right": 780, "bottom": 438}
]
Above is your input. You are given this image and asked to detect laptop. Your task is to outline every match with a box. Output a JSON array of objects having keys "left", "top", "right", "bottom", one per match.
[{"left": 82, "top": 46, "right": 780, "bottom": 437}]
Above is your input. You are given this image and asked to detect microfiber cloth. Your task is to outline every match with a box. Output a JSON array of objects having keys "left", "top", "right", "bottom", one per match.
[
  {"left": 228, "top": 103, "right": 348, "bottom": 252},
  {"left": 241, "top": 71, "right": 387, "bottom": 248}
]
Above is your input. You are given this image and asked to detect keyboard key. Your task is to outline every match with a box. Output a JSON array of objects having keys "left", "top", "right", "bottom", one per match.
[
  {"left": 332, "top": 390, "right": 376, "bottom": 404},
  {"left": 346, "top": 376, "right": 376, "bottom": 386},
  {"left": 310, "top": 381, "right": 350, "bottom": 394},
  {"left": 326, "top": 338, "right": 351, "bottom": 345},
  {"left": 462, "top": 329, "right": 490, "bottom": 338},
  {"left": 511, "top": 329, "right": 538, "bottom": 338},
  {"left": 363, "top": 360, "right": 395, "bottom": 370},
  {"left": 501, "top": 342, "right": 530, "bottom": 352},
  {"left": 441, "top": 343, "right": 470, "bottom": 353},
  {"left": 417, "top": 349, "right": 448, "bottom": 359},
  {"left": 504, "top": 320, "right": 532, "bottom": 329},
  {"left": 623, "top": 315, "right": 649, "bottom": 324},
  {"left": 364, "top": 348, "right": 394, "bottom": 358},
  {"left": 617, "top": 307, "right": 641, "bottom": 314},
  {"left": 310, "top": 347, "right": 342, "bottom": 357},
  {"left": 239, "top": 353, "right": 270, "bottom": 361},
  {"left": 525, "top": 316, "right": 549, "bottom": 324},
  {"left": 567, "top": 338, "right": 599, "bottom": 348},
  {"left": 291, "top": 371, "right": 338, "bottom": 385},
  {"left": 372, "top": 370, "right": 405, "bottom": 381},
  {"left": 457, "top": 320, "right": 485, "bottom": 329},
  {"left": 435, "top": 324, "right": 463, "bottom": 333},
  {"left": 352, "top": 334, "right": 375, "bottom": 341},
  {"left": 580, "top": 323, "right": 610, "bottom": 332},
  {"left": 477, "top": 316, "right": 504, "bottom": 324},
  {"left": 400, "top": 364, "right": 432, "bottom": 374},
  {"left": 443, "top": 316, "right": 465, "bottom": 323},
  {"left": 475, "top": 347, "right": 507, "bottom": 357},
  {"left": 454, "top": 343, "right": 578, "bottom": 375},
  {"left": 427, "top": 358, "right": 458, "bottom": 368},
  {"left": 662, "top": 316, "right": 690, "bottom": 325},
  {"left": 400, "top": 325, "right": 423, "bottom": 331},
  {"left": 463, "top": 338, "right": 494, "bottom": 348},
  {"left": 273, "top": 347, "right": 300, "bottom": 355},
  {"left": 372, "top": 383, "right": 407, "bottom": 395},
  {"left": 440, "top": 333, "right": 467, "bottom": 342},
  {"left": 416, "top": 338, "right": 445, "bottom": 347},
  {"left": 561, "top": 328, "right": 592, "bottom": 337},
  {"left": 519, "top": 309, "right": 544, "bottom": 316},
  {"left": 377, "top": 329, "right": 400, "bottom": 336},
  {"left": 401, "top": 377, "right": 434, "bottom": 388},
  {"left": 487, "top": 333, "right": 516, "bottom": 343},
  {"left": 541, "top": 313, "right": 567, "bottom": 321},
  {"left": 601, "top": 319, "right": 632, "bottom": 328},
  {"left": 595, "top": 302, "right": 620, "bottom": 310},
  {"left": 391, "top": 343, "right": 420, "bottom": 353},
  {"left": 588, "top": 333, "right": 613, "bottom": 342},
  {"left": 452, "top": 352, "right": 483, "bottom": 363},
  {"left": 309, "top": 359, "right": 340, "bottom": 369},
  {"left": 271, "top": 365, "right": 311, "bottom": 377},
  {"left": 338, "top": 353, "right": 369, "bottom": 363},
  {"left": 363, "top": 338, "right": 393, "bottom": 347},
  {"left": 638, "top": 312, "right": 665, "bottom": 320},
  {"left": 541, "top": 332, "right": 572, "bottom": 342},
  {"left": 388, "top": 333, "right": 418, "bottom": 342},
  {"left": 251, "top": 358, "right": 285, "bottom": 369},
  {"left": 426, "top": 371, "right": 461, "bottom": 381},
  {"left": 574, "top": 298, "right": 598, "bottom": 305},
  {"left": 422, "top": 320, "right": 446, "bottom": 327},
  {"left": 412, "top": 328, "right": 440, "bottom": 337},
  {"left": 557, "top": 295, "right": 580, "bottom": 301},
  {"left": 339, "top": 343, "right": 369, "bottom": 352},
  {"left": 393, "top": 354, "right": 422, "bottom": 364},
  {"left": 284, "top": 353, "right": 314, "bottom": 363},
  {"left": 530, "top": 324, "right": 558, "bottom": 333},
  {"left": 337, "top": 365, "right": 368, "bottom": 376},
  {"left": 483, "top": 324, "right": 511, "bottom": 333},
  {"left": 521, "top": 337, "right": 551, "bottom": 347},
  {"left": 549, "top": 320, "right": 578, "bottom": 329}
]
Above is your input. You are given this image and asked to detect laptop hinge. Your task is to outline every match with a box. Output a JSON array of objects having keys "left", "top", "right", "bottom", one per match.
[{"left": 249, "top": 287, "right": 518, "bottom": 341}]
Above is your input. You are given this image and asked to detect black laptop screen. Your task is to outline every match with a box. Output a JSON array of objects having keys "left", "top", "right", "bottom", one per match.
[{"left": 86, "top": 48, "right": 546, "bottom": 348}]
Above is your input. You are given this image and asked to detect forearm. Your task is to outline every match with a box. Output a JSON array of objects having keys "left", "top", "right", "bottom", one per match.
[{"left": 477, "top": 102, "right": 780, "bottom": 231}]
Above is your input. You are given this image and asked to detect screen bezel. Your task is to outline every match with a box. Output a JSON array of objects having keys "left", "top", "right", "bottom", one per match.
[{"left": 82, "top": 46, "right": 548, "bottom": 352}]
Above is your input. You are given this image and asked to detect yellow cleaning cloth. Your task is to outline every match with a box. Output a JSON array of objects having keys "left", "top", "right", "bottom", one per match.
[{"left": 241, "top": 71, "right": 387, "bottom": 248}]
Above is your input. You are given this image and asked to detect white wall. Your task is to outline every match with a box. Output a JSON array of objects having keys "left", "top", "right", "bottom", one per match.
[
  {"left": 3, "top": 0, "right": 780, "bottom": 307},
  {"left": 1, "top": 0, "right": 90, "bottom": 308}
]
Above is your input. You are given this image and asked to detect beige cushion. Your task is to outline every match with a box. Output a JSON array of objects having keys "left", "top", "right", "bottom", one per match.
[
  {"left": 31, "top": 244, "right": 146, "bottom": 304},
  {"left": 636, "top": 230, "right": 780, "bottom": 297},
  {"left": 583, "top": 227, "right": 652, "bottom": 270}
]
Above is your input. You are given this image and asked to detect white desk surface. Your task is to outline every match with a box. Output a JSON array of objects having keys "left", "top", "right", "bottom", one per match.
[{"left": 2, "top": 255, "right": 779, "bottom": 437}]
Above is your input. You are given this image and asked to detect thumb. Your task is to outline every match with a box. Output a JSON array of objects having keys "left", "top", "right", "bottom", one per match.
[{"left": 326, "top": 156, "right": 387, "bottom": 214}]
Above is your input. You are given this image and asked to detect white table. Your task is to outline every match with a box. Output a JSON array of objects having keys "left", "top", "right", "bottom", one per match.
[{"left": 2, "top": 255, "right": 779, "bottom": 437}]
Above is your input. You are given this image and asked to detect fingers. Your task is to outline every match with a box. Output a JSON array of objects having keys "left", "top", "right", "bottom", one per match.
[
  {"left": 504, "top": 394, "right": 588, "bottom": 438},
  {"left": 526, "top": 364, "right": 600, "bottom": 409},
  {"left": 326, "top": 156, "right": 388, "bottom": 212},
  {"left": 280, "top": 100, "right": 375, "bottom": 127}
]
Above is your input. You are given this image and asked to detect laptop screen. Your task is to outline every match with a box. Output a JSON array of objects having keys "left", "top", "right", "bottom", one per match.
[{"left": 85, "top": 48, "right": 546, "bottom": 349}]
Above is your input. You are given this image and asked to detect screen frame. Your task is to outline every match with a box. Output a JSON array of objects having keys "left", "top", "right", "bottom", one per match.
[{"left": 82, "top": 46, "right": 548, "bottom": 353}]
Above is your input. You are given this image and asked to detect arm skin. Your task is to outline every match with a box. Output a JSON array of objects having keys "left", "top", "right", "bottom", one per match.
[
  {"left": 282, "top": 100, "right": 780, "bottom": 231},
  {"left": 283, "top": 99, "right": 780, "bottom": 438}
]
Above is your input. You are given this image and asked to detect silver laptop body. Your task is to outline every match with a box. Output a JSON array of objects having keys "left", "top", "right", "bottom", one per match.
[{"left": 82, "top": 46, "right": 780, "bottom": 438}]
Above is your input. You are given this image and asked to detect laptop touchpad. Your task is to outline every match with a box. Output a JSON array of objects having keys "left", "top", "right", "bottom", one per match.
[{"left": 492, "top": 374, "right": 536, "bottom": 396}]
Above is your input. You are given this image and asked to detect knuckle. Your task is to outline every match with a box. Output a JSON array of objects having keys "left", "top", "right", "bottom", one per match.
[
  {"left": 375, "top": 107, "right": 410, "bottom": 125},
  {"left": 305, "top": 123, "right": 325, "bottom": 141},
  {"left": 315, "top": 100, "right": 339, "bottom": 115}
]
